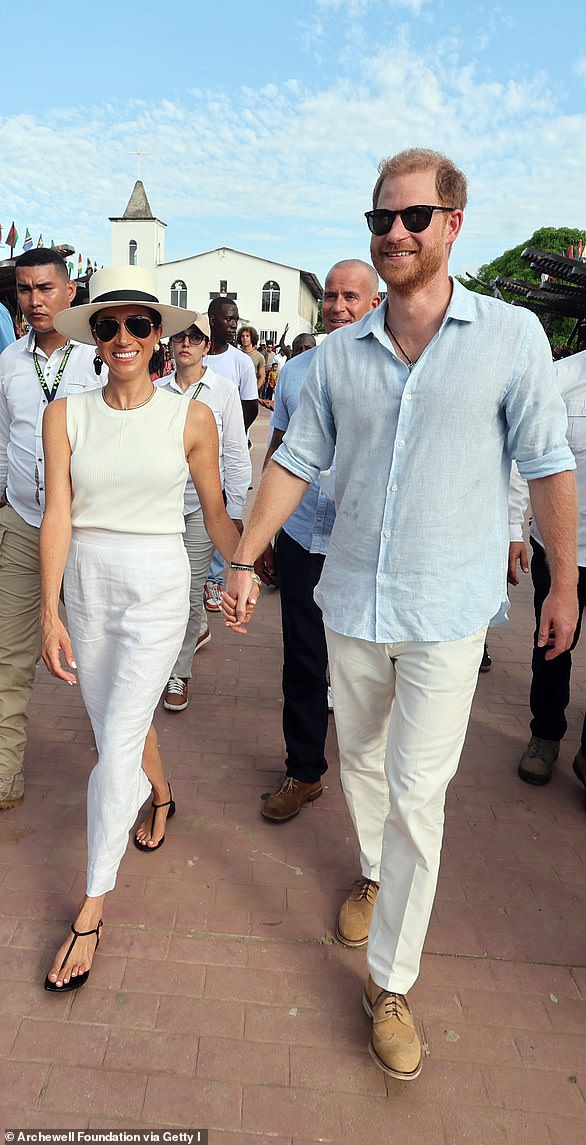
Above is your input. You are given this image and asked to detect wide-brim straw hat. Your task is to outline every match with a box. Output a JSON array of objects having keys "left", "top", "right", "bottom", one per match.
[{"left": 54, "top": 265, "right": 201, "bottom": 343}]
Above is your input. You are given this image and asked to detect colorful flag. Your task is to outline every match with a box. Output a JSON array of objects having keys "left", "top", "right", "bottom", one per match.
[
  {"left": 50, "top": 239, "right": 55, "bottom": 248},
  {"left": 579, "top": 239, "right": 583, "bottom": 258},
  {"left": 567, "top": 245, "right": 574, "bottom": 260},
  {"left": 6, "top": 222, "right": 18, "bottom": 250},
  {"left": 77, "top": 253, "right": 83, "bottom": 276},
  {"left": 22, "top": 228, "right": 33, "bottom": 251},
  {"left": 67, "top": 262, "right": 74, "bottom": 276},
  {"left": 37, "top": 234, "right": 44, "bottom": 248}
]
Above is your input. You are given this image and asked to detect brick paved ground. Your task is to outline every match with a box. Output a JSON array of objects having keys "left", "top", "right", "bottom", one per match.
[{"left": 1, "top": 409, "right": 585, "bottom": 1144}]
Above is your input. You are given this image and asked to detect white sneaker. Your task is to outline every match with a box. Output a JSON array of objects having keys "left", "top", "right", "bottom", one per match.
[{"left": 204, "top": 582, "right": 223, "bottom": 612}]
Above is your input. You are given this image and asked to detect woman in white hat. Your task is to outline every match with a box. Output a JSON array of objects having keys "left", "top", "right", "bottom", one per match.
[{"left": 39, "top": 266, "right": 259, "bottom": 991}]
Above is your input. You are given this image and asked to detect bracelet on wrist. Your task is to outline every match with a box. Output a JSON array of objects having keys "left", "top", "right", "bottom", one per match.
[{"left": 230, "top": 561, "right": 255, "bottom": 572}]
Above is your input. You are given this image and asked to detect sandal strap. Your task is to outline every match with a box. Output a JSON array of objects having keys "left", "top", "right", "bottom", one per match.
[
  {"left": 151, "top": 781, "right": 173, "bottom": 811},
  {"left": 58, "top": 920, "right": 102, "bottom": 973}
]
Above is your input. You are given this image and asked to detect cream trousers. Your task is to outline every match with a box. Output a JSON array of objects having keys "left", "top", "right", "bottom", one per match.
[
  {"left": 326, "top": 624, "right": 486, "bottom": 994},
  {"left": 64, "top": 529, "right": 190, "bottom": 897}
]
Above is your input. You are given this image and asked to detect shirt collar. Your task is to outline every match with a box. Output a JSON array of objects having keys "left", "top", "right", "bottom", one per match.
[
  {"left": 166, "top": 369, "right": 211, "bottom": 394},
  {"left": 26, "top": 330, "right": 77, "bottom": 357},
  {"left": 354, "top": 278, "right": 477, "bottom": 345}
]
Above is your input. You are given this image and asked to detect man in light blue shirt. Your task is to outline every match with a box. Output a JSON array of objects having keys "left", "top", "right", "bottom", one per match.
[
  {"left": 257, "top": 262, "right": 380, "bottom": 824},
  {"left": 223, "top": 148, "right": 578, "bottom": 1079},
  {"left": 0, "top": 303, "right": 15, "bottom": 353}
]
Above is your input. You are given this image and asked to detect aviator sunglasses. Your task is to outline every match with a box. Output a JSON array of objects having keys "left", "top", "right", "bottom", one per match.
[
  {"left": 93, "top": 315, "right": 156, "bottom": 342},
  {"left": 170, "top": 329, "right": 206, "bottom": 345},
  {"left": 365, "top": 204, "right": 455, "bottom": 236}
]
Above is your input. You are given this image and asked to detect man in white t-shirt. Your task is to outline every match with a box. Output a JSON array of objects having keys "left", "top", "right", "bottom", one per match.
[
  {"left": 0, "top": 250, "right": 101, "bottom": 809},
  {"left": 204, "top": 297, "right": 258, "bottom": 610}
]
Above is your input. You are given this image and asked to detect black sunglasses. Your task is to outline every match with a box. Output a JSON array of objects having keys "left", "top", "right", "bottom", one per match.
[
  {"left": 93, "top": 315, "right": 156, "bottom": 342},
  {"left": 170, "top": 329, "right": 206, "bottom": 345},
  {"left": 365, "top": 205, "right": 455, "bottom": 236}
]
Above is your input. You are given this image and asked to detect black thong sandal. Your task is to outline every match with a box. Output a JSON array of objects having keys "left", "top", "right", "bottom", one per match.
[
  {"left": 44, "top": 919, "right": 103, "bottom": 992},
  {"left": 133, "top": 783, "right": 175, "bottom": 853}
]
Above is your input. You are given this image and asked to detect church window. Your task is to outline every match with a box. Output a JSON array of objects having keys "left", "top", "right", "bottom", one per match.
[
  {"left": 262, "top": 280, "right": 280, "bottom": 313},
  {"left": 171, "top": 280, "right": 187, "bottom": 308}
]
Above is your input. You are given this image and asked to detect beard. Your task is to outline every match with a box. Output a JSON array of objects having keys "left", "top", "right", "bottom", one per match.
[{"left": 371, "top": 230, "right": 447, "bottom": 297}]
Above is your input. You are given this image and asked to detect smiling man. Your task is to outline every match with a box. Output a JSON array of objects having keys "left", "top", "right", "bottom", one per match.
[
  {"left": 222, "top": 148, "right": 577, "bottom": 1079},
  {"left": 0, "top": 250, "right": 101, "bottom": 809}
]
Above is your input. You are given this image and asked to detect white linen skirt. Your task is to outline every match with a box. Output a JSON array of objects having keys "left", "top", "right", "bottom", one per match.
[{"left": 64, "top": 528, "right": 190, "bottom": 897}]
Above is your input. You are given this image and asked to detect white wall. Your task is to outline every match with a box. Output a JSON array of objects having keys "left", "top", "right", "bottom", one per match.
[{"left": 154, "top": 248, "right": 314, "bottom": 340}]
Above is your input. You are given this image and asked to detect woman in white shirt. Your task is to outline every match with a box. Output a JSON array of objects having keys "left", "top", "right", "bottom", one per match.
[{"left": 39, "top": 266, "right": 259, "bottom": 992}]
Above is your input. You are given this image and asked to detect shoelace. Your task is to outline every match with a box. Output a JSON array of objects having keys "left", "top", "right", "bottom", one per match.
[
  {"left": 166, "top": 676, "right": 186, "bottom": 696},
  {"left": 381, "top": 992, "right": 406, "bottom": 1020},
  {"left": 354, "top": 878, "right": 379, "bottom": 903},
  {"left": 278, "top": 777, "right": 298, "bottom": 793}
]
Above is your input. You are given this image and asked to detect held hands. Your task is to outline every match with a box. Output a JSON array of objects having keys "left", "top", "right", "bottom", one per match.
[
  {"left": 537, "top": 585, "right": 579, "bottom": 661},
  {"left": 41, "top": 616, "right": 77, "bottom": 684},
  {"left": 221, "top": 569, "right": 261, "bottom": 634}
]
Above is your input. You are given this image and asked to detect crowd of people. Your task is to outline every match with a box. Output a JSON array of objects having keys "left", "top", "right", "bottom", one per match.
[{"left": 0, "top": 146, "right": 584, "bottom": 1081}]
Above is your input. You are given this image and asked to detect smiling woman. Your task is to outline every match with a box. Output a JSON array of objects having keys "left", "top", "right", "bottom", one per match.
[{"left": 37, "top": 266, "right": 259, "bottom": 994}]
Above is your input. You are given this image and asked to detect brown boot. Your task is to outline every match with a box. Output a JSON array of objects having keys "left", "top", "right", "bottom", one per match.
[
  {"left": 0, "top": 771, "right": 24, "bottom": 810},
  {"left": 362, "top": 975, "right": 422, "bottom": 1079},
  {"left": 262, "top": 776, "right": 323, "bottom": 822},
  {"left": 336, "top": 878, "right": 380, "bottom": 947},
  {"left": 518, "top": 736, "right": 559, "bottom": 785}
]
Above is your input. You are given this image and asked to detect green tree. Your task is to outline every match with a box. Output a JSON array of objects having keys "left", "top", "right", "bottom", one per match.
[
  {"left": 314, "top": 298, "right": 324, "bottom": 334},
  {"left": 458, "top": 227, "right": 586, "bottom": 348}
]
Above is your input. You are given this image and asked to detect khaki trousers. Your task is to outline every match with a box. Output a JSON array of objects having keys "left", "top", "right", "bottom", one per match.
[{"left": 0, "top": 504, "right": 41, "bottom": 782}]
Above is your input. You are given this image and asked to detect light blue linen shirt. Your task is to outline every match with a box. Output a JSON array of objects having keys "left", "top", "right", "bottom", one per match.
[
  {"left": 273, "top": 280, "right": 575, "bottom": 643},
  {"left": 271, "top": 346, "right": 336, "bottom": 554}
]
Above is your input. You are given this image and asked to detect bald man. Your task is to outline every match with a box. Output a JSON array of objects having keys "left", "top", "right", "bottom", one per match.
[{"left": 257, "top": 261, "right": 380, "bottom": 822}]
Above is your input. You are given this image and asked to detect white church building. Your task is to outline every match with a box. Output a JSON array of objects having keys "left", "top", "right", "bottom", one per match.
[{"left": 109, "top": 182, "right": 323, "bottom": 342}]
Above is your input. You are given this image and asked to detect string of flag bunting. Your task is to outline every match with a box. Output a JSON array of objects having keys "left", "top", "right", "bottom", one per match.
[{"left": 0, "top": 221, "right": 99, "bottom": 276}]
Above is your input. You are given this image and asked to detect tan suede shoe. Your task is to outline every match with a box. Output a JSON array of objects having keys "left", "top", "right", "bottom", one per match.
[
  {"left": 336, "top": 877, "right": 379, "bottom": 947},
  {"left": 363, "top": 975, "right": 422, "bottom": 1079}
]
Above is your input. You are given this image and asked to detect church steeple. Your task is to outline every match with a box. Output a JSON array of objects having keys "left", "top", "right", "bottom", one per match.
[
  {"left": 109, "top": 182, "right": 166, "bottom": 268},
  {"left": 122, "top": 180, "right": 154, "bottom": 220}
]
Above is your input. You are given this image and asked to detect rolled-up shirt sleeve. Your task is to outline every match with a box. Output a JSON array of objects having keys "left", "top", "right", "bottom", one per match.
[
  {"left": 273, "top": 348, "right": 336, "bottom": 483},
  {"left": 505, "top": 316, "right": 575, "bottom": 480}
]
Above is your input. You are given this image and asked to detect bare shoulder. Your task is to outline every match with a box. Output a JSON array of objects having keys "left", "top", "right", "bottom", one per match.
[
  {"left": 185, "top": 398, "right": 217, "bottom": 445},
  {"left": 43, "top": 396, "right": 68, "bottom": 429}
]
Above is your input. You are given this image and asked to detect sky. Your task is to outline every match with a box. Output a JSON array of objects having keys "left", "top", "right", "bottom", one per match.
[{"left": 1, "top": 0, "right": 585, "bottom": 289}]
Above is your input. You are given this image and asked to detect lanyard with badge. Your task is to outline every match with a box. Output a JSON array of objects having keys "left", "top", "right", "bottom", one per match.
[{"left": 33, "top": 342, "right": 74, "bottom": 402}]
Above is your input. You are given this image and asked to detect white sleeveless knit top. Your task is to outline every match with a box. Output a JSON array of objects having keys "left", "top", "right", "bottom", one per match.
[{"left": 66, "top": 386, "right": 190, "bottom": 533}]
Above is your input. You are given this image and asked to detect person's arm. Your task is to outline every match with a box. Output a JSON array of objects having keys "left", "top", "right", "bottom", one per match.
[
  {"left": 0, "top": 377, "right": 9, "bottom": 505},
  {"left": 39, "top": 399, "right": 77, "bottom": 683},
  {"left": 221, "top": 387, "right": 252, "bottom": 524},
  {"left": 222, "top": 459, "right": 309, "bottom": 630},
  {"left": 527, "top": 470, "right": 578, "bottom": 658},
  {"left": 184, "top": 401, "right": 246, "bottom": 564},
  {"left": 278, "top": 324, "right": 289, "bottom": 352},
  {"left": 241, "top": 398, "right": 258, "bottom": 431},
  {"left": 256, "top": 360, "right": 266, "bottom": 394},
  {"left": 508, "top": 461, "right": 530, "bottom": 586}
]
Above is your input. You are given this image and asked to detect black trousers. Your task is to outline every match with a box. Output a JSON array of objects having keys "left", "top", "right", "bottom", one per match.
[
  {"left": 275, "top": 530, "right": 328, "bottom": 783},
  {"left": 529, "top": 538, "right": 586, "bottom": 749}
]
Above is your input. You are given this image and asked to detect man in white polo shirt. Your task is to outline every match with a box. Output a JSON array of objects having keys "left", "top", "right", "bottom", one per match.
[{"left": 0, "top": 249, "right": 101, "bottom": 809}]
